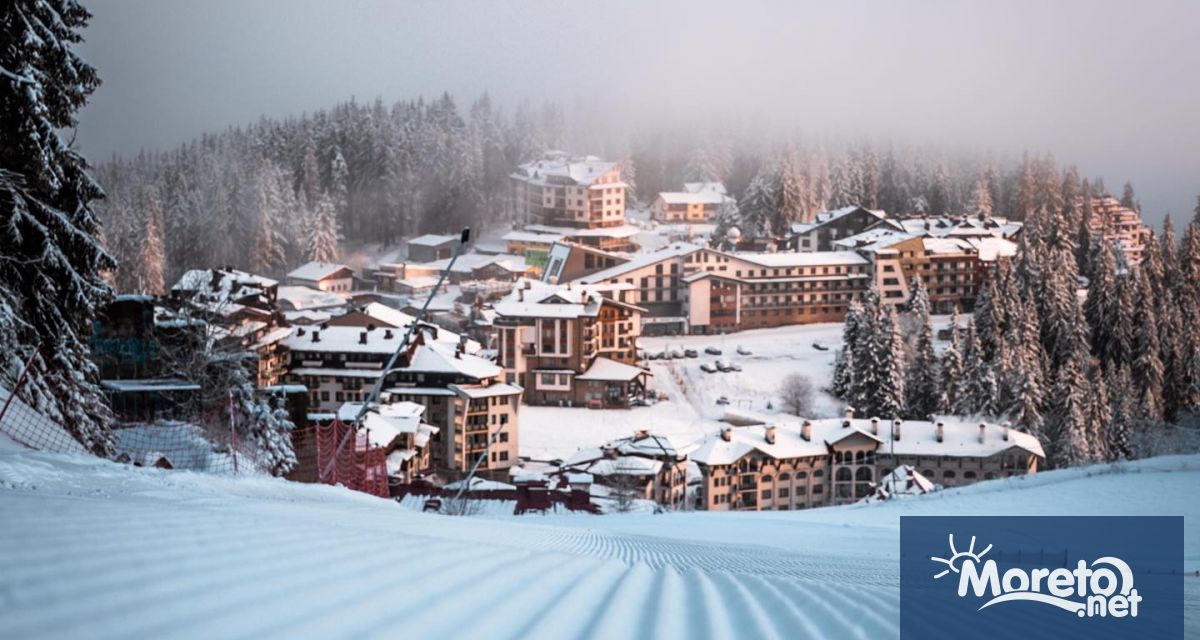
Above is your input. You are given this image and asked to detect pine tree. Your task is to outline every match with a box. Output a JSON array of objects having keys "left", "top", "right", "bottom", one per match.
[
  {"left": 1104, "top": 365, "right": 1136, "bottom": 461},
  {"left": 135, "top": 187, "right": 166, "bottom": 294},
  {"left": 709, "top": 198, "right": 741, "bottom": 250},
  {"left": 739, "top": 169, "right": 777, "bottom": 241},
  {"left": 831, "top": 297, "right": 865, "bottom": 401},
  {"left": 250, "top": 163, "right": 289, "bottom": 274},
  {"left": 873, "top": 304, "right": 907, "bottom": 419},
  {"left": 850, "top": 288, "right": 883, "bottom": 414},
  {"left": 904, "top": 277, "right": 939, "bottom": 419},
  {"left": 1085, "top": 366, "right": 1112, "bottom": 463},
  {"left": 958, "top": 322, "right": 997, "bottom": 416},
  {"left": 1084, "top": 240, "right": 1116, "bottom": 367},
  {"left": 1131, "top": 268, "right": 1165, "bottom": 420},
  {"left": 305, "top": 192, "right": 341, "bottom": 263},
  {"left": 774, "top": 154, "right": 806, "bottom": 229},
  {"left": 1048, "top": 346, "right": 1094, "bottom": 468},
  {"left": 938, "top": 311, "right": 964, "bottom": 413},
  {"left": 1120, "top": 181, "right": 1137, "bottom": 211},
  {"left": 0, "top": 0, "right": 115, "bottom": 454},
  {"left": 968, "top": 176, "right": 993, "bottom": 220},
  {"left": 1006, "top": 298, "right": 1044, "bottom": 438}
]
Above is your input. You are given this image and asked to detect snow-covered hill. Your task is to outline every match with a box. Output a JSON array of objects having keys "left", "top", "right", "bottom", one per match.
[{"left": 0, "top": 437, "right": 1195, "bottom": 639}]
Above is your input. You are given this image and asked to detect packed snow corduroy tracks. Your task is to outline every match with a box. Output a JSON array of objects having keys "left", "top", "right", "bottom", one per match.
[{"left": 3, "top": 428, "right": 1199, "bottom": 639}]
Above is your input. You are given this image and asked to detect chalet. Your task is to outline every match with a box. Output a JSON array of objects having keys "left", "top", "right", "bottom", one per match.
[
  {"left": 787, "top": 206, "right": 892, "bottom": 251},
  {"left": 561, "top": 431, "right": 688, "bottom": 508},
  {"left": 285, "top": 262, "right": 355, "bottom": 292},
  {"left": 406, "top": 233, "right": 462, "bottom": 262},
  {"left": 337, "top": 401, "right": 438, "bottom": 483},
  {"left": 690, "top": 411, "right": 1044, "bottom": 511},
  {"left": 510, "top": 152, "right": 628, "bottom": 229},
  {"left": 650, "top": 190, "right": 726, "bottom": 223},
  {"left": 493, "top": 280, "right": 648, "bottom": 408}
]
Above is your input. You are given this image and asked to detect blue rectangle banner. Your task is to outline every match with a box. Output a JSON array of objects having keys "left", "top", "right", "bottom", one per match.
[{"left": 900, "top": 516, "right": 1183, "bottom": 639}]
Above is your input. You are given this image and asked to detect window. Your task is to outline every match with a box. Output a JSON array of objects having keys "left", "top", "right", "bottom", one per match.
[{"left": 761, "top": 490, "right": 772, "bottom": 500}]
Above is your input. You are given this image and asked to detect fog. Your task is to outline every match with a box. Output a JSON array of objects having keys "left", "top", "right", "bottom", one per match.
[{"left": 76, "top": 0, "right": 1200, "bottom": 225}]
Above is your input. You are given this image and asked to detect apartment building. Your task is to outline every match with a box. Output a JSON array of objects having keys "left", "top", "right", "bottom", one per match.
[
  {"left": 570, "top": 243, "right": 701, "bottom": 334},
  {"left": 337, "top": 400, "right": 438, "bottom": 483},
  {"left": 284, "top": 319, "right": 520, "bottom": 478},
  {"left": 492, "top": 280, "right": 648, "bottom": 408},
  {"left": 510, "top": 152, "right": 628, "bottom": 229},
  {"left": 1084, "top": 195, "right": 1153, "bottom": 265},
  {"left": 691, "top": 412, "right": 1044, "bottom": 511},
  {"left": 561, "top": 431, "right": 689, "bottom": 508},
  {"left": 682, "top": 249, "right": 873, "bottom": 333}
]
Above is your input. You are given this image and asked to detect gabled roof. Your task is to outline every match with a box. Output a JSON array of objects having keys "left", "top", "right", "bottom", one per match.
[
  {"left": 287, "top": 261, "right": 352, "bottom": 282},
  {"left": 576, "top": 357, "right": 650, "bottom": 382},
  {"left": 408, "top": 233, "right": 460, "bottom": 247}
]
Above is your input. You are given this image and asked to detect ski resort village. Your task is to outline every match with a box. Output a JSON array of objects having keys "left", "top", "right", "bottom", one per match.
[{"left": 3, "top": 2, "right": 1200, "bottom": 638}]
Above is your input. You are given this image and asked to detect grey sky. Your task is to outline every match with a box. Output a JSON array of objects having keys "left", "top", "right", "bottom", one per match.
[{"left": 76, "top": 0, "right": 1200, "bottom": 225}]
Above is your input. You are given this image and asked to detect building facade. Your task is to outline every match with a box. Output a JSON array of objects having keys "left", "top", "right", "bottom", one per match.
[
  {"left": 510, "top": 152, "right": 628, "bottom": 229},
  {"left": 690, "top": 414, "right": 1044, "bottom": 511},
  {"left": 493, "top": 280, "right": 648, "bottom": 408}
]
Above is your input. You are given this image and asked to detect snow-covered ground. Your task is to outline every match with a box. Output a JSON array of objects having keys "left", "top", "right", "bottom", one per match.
[
  {"left": 521, "top": 315, "right": 963, "bottom": 461},
  {"left": 0, "top": 431, "right": 1195, "bottom": 639}
]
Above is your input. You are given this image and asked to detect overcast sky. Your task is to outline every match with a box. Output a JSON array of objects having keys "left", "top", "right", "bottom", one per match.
[{"left": 76, "top": 0, "right": 1200, "bottom": 226}]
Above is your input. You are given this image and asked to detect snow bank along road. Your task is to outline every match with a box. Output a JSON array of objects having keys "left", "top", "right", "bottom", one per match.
[{"left": 1, "top": 436, "right": 1196, "bottom": 638}]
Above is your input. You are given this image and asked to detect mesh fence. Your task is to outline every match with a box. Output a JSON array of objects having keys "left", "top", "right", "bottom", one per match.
[{"left": 0, "top": 384, "right": 389, "bottom": 498}]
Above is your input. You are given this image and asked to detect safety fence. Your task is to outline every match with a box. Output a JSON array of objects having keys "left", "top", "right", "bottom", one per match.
[{"left": 0, "top": 383, "right": 389, "bottom": 498}]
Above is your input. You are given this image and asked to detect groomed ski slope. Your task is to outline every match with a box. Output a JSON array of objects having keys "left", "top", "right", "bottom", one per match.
[{"left": 0, "top": 432, "right": 1196, "bottom": 639}]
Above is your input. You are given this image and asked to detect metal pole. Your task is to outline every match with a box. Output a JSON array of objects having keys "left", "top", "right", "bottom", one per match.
[
  {"left": 0, "top": 344, "right": 40, "bottom": 430},
  {"left": 229, "top": 390, "right": 239, "bottom": 475},
  {"left": 321, "top": 228, "right": 472, "bottom": 481}
]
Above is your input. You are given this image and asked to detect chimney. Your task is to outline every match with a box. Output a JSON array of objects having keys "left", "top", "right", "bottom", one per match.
[
  {"left": 312, "top": 330, "right": 321, "bottom": 343},
  {"left": 845, "top": 406, "right": 855, "bottom": 420},
  {"left": 721, "top": 427, "right": 732, "bottom": 442},
  {"left": 296, "top": 327, "right": 306, "bottom": 337},
  {"left": 765, "top": 425, "right": 777, "bottom": 445},
  {"left": 801, "top": 420, "right": 812, "bottom": 442},
  {"left": 635, "top": 429, "right": 649, "bottom": 440},
  {"left": 384, "top": 329, "right": 394, "bottom": 339},
  {"left": 935, "top": 421, "right": 944, "bottom": 443},
  {"left": 517, "top": 289, "right": 524, "bottom": 302},
  {"left": 870, "top": 417, "right": 879, "bottom": 436},
  {"left": 1002, "top": 422, "right": 1011, "bottom": 442},
  {"left": 367, "top": 323, "right": 376, "bottom": 332},
  {"left": 978, "top": 423, "right": 987, "bottom": 444},
  {"left": 893, "top": 419, "right": 902, "bottom": 441}
]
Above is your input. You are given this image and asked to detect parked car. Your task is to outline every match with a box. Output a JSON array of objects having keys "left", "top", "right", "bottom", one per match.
[
  {"left": 812, "top": 341, "right": 829, "bottom": 351},
  {"left": 684, "top": 349, "right": 699, "bottom": 358},
  {"left": 728, "top": 362, "right": 743, "bottom": 372},
  {"left": 704, "top": 346, "right": 722, "bottom": 356},
  {"left": 715, "top": 396, "right": 730, "bottom": 405},
  {"left": 699, "top": 362, "right": 718, "bottom": 373},
  {"left": 715, "top": 359, "right": 733, "bottom": 372},
  {"left": 736, "top": 345, "right": 752, "bottom": 356},
  {"left": 669, "top": 348, "right": 685, "bottom": 359}
]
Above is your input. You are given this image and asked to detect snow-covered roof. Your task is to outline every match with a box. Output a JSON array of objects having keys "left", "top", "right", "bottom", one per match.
[
  {"left": 833, "top": 229, "right": 919, "bottom": 253},
  {"left": 967, "top": 237, "right": 1019, "bottom": 262},
  {"left": 405, "top": 340, "right": 502, "bottom": 380},
  {"left": 503, "top": 230, "right": 567, "bottom": 244},
  {"left": 337, "top": 401, "right": 436, "bottom": 448},
  {"left": 696, "top": 411, "right": 1047, "bottom": 465},
  {"left": 443, "top": 477, "right": 517, "bottom": 491},
  {"left": 408, "top": 233, "right": 460, "bottom": 247},
  {"left": 100, "top": 379, "right": 201, "bottom": 393},
  {"left": 493, "top": 279, "right": 633, "bottom": 319},
  {"left": 573, "top": 243, "right": 700, "bottom": 283},
  {"left": 728, "top": 250, "right": 870, "bottom": 268},
  {"left": 171, "top": 269, "right": 277, "bottom": 305},
  {"left": 922, "top": 237, "right": 976, "bottom": 255},
  {"left": 512, "top": 154, "right": 619, "bottom": 187},
  {"left": 525, "top": 224, "right": 640, "bottom": 240},
  {"left": 682, "top": 181, "right": 728, "bottom": 195},
  {"left": 276, "top": 286, "right": 347, "bottom": 311},
  {"left": 449, "top": 383, "right": 523, "bottom": 398},
  {"left": 576, "top": 357, "right": 650, "bottom": 382},
  {"left": 284, "top": 324, "right": 401, "bottom": 355},
  {"left": 287, "top": 262, "right": 352, "bottom": 282},
  {"left": 790, "top": 206, "right": 886, "bottom": 234},
  {"left": 656, "top": 191, "right": 724, "bottom": 206}
]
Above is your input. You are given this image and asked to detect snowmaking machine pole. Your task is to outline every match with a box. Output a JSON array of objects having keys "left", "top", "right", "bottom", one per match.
[{"left": 320, "top": 228, "right": 472, "bottom": 481}]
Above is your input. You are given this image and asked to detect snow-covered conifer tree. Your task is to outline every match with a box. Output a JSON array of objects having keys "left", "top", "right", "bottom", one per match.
[
  {"left": 1131, "top": 268, "right": 1165, "bottom": 420},
  {"left": 0, "top": 0, "right": 115, "bottom": 454},
  {"left": 739, "top": 169, "right": 777, "bottom": 241},
  {"left": 305, "top": 192, "right": 341, "bottom": 263},
  {"left": 709, "top": 198, "right": 741, "bottom": 250},
  {"left": 135, "top": 187, "right": 167, "bottom": 294},
  {"left": 1104, "top": 364, "right": 1136, "bottom": 461},
  {"left": 873, "top": 305, "right": 907, "bottom": 419},
  {"left": 904, "top": 277, "right": 939, "bottom": 419},
  {"left": 937, "top": 311, "right": 964, "bottom": 414}
]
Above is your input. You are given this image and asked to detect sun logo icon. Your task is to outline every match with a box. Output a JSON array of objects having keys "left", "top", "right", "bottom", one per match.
[{"left": 930, "top": 534, "right": 993, "bottom": 580}]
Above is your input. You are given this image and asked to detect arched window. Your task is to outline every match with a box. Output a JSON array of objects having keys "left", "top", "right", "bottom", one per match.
[
  {"left": 963, "top": 471, "right": 977, "bottom": 481},
  {"left": 923, "top": 469, "right": 935, "bottom": 479},
  {"left": 796, "top": 471, "right": 808, "bottom": 479},
  {"left": 855, "top": 467, "right": 873, "bottom": 481},
  {"left": 762, "top": 475, "right": 774, "bottom": 483},
  {"left": 779, "top": 473, "right": 790, "bottom": 481},
  {"left": 855, "top": 451, "right": 865, "bottom": 465},
  {"left": 836, "top": 467, "right": 853, "bottom": 482},
  {"left": 813, "top": 469, "right": 824, "bottom": 478}
]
